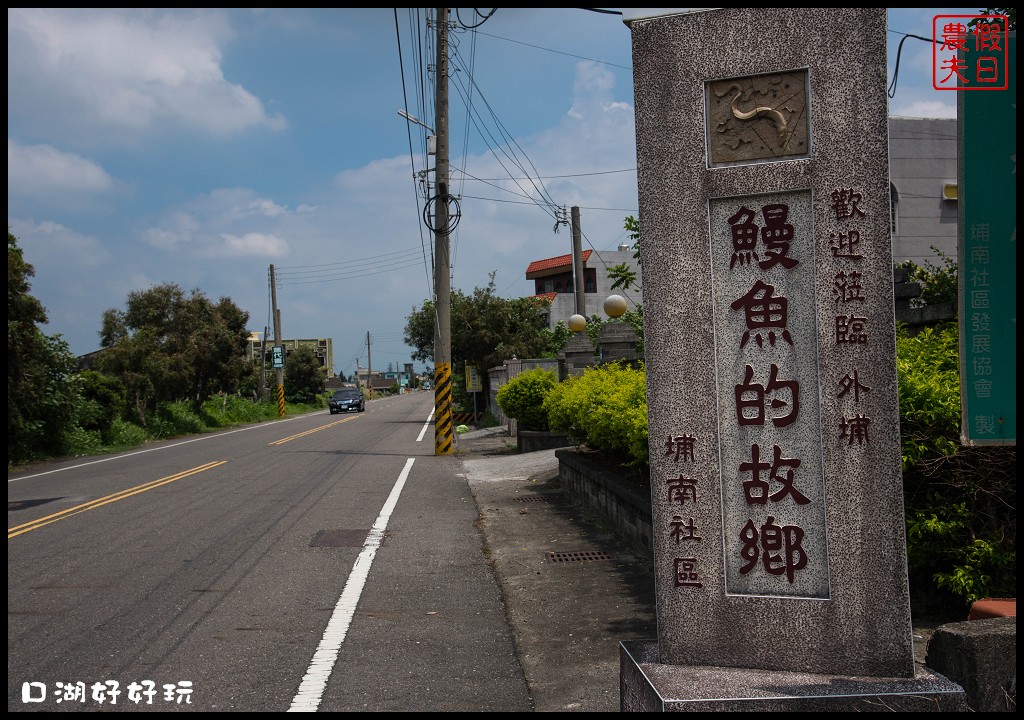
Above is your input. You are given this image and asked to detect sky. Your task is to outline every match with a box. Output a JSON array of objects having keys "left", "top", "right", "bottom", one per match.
[{"left": 7, "top": 8, "right": 982, "bottom": 378}]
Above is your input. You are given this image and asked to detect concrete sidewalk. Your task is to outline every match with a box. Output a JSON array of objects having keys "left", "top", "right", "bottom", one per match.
[
  {"left": 456, "top": 427, "right": 657, "bottom": 712},
  {"left": 455, "top": 426, "right": 941, "bottom": 712}
]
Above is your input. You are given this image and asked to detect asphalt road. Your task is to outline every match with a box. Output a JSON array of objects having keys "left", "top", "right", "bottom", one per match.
[
  {"left": 9, "top": 391, "right": 948, "bottom": 713},
  {"left": 8, "top": 393, "right": 537, "bottom": 712}
]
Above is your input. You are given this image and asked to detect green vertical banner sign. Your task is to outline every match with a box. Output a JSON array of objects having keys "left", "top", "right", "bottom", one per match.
[{"left": 957, "top": 31, "right": 1016, "bottom": 445}]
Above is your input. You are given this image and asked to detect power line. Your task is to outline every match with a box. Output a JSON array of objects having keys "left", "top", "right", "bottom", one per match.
[
  {"left": 447, "top": 53, "right": 561, "bottom": 220},
  {"left": 454, "top": 166, "right": 636, "bottom": 182},
  {"left": 395, "top": 8, "right": 437, "bottom": 301},
  {"left": 473, "top": 29, "right": 631, "bottom": 71},
  {"left": 277, "top": 260, "right": 424, "bottom": 286},
  {"left": 459, "top": 194, "right": 637, "bottom": 214},
  {"left": 276, "top": 246, "right": 422, "bottom": 273}
]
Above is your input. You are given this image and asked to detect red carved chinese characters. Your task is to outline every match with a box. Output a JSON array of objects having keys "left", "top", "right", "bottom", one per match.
[
  {"left": 725, "top": 201, "right": 810, "bottom": 586},
  {"left": 830, "top": 187, "right": 872, "bottom": 446},
  {"left": 664, "top": 433, "right": 703, "bottom": 589}
]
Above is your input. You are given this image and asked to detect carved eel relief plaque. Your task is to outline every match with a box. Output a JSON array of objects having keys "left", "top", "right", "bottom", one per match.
[{"left": 706, "top": 70, "right": 810, "bottom": 167}]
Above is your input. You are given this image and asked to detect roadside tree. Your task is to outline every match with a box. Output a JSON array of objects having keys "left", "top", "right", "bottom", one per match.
[
  {"left": 404, "top": 272, "right": 560, "bottom": 399},
  {"left": 8, "top": 232, "right": 81, "bottom": 463},
  {"left": 98, "top": 283, "right": 250, "bottom": 424},
  {"left": 284, "top": 345, "right": 326, "bottom": 404}
]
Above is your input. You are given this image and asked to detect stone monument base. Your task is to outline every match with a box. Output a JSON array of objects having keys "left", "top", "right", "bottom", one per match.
[{"left": 620, "top": 640, "right": 969, "bottom": 712}]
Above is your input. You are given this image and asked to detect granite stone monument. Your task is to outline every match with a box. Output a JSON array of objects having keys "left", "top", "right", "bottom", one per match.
[{"left": 621, "top": 8, "right": 968, "bottom": 711}]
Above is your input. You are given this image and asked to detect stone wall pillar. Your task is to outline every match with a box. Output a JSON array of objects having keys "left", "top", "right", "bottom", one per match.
[{"left": 597, "top": 321, "right": 640, "bottom": 363}]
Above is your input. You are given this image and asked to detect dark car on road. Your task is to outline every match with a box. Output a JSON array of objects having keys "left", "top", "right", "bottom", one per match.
[{"left": 329, "top": 388, "right": 365, "bottom": 414}]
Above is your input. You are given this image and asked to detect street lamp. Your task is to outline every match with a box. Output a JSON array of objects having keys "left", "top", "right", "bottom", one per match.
[{"left": 604, "top": 294, "right": 628, "bottom": 319}]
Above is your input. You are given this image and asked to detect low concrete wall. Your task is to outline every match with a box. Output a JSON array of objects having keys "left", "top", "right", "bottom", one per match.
[
  {"left": 517, "top": 430, "right": 571, "bottom": 453},
  {"left": 555, "top": 448, "right": 654, "bottom": 560},
  {"left": 556, "top": 448, "right": 1015, "bottom": 706}
]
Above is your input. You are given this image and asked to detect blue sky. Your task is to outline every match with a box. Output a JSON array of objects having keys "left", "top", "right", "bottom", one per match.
[{"left": 7, "top": 8, "right": 979, "bottom": 376}]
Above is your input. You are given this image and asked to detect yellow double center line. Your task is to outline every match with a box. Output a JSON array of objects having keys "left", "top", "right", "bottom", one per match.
[
  {"left": 269, "top": 415, "right": 361, "bottom": 445},
  {"left": 8, "top": 461, "right": 227, "bottom": 540}
]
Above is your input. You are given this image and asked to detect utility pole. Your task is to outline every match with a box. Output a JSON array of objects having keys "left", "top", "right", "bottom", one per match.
[
  {"left": 433, "top": 7, "right": 453, "bottom": 455},
  {"left": 366, "top": 330, "right": 373, "bottom": 400},
  {"left": 260, "top": 325, "right": 269, "bottom": 400},
  {"left": 270, "top": 264, "right": 285, "bottom": 417},
  {"left": 571, "top": 206, "right": 586, "bottom": 316}
]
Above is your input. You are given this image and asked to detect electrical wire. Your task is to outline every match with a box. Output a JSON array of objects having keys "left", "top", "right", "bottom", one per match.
[
  {"left": 422, "top": 189, "right": 462, "bottom": 236},
  {"left": 579, "top": 225, "right": 642, "bottom": 310},
  {"left": 395, "top": 8, "right": 437, "bottom": 300},
  {"left": 887, "top": 32, "right": 930, "bottom": 99},
  {"left": 447, "top": 66, "right": 561, "bottom": 222},
  {"left": 454, "top": 8, "right": 496, "bottom": 30}
]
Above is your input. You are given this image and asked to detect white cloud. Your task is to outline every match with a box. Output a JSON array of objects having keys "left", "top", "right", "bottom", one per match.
[
  {"left": 7, "top": 139, "right": 114, "bottom": 196},
  {"left": 9, "top": 218, "right": 114, "bottom": 269},
  {"left": 890, "top": 100, "right": 957, "bottom": 119},
  {"left": 215, "top": 232, "right": 290, "bottom": 258},
  {"left": 7, "top": 8, "right": 286, "bottom": 139},
  {"left": 143, "top": 211, "right": 200, "bottom": 250},
  {"left": 7, "top": 218, "right": 118, "bottom": 349},
  {"left": 141, "top": 190, "right": 292, "bottom": 259},
  {"left": 248, "top": 199, "right": 289, "bottom": 218},
  {"left": 204, "top": 189, "right": 293, "bottom": 222}
]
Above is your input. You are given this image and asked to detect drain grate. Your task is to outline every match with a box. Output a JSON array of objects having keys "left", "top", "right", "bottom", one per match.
[
  {"left": 516, "top": 495, "right": 554, "bottom": 503},
  {"left": 547, "top": 550, "right": 612, "bottom": 563},
  {"left": 310, "top": 529, "right": 371, "bottom": 548}
]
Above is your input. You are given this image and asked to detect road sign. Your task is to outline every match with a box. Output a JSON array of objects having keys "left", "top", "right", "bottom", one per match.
[
  {"left": 466, "top": 363, "right": 482, "bottom": 392},
  {"left": 272, "top": 345, "right": 285, "bottom": 369}
]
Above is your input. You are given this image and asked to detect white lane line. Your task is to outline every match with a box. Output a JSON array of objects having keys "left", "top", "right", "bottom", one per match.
[
  {"left": 288, "top": 457, "right": 416, "bottom": 712},
  {"left": 415, "top": 409, "right": 435, "bottom": 442}
]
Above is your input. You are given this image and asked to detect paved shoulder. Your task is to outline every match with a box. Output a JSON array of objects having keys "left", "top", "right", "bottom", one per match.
[{"left": 458, "top": 430, "right": 657, "bottom": 712}]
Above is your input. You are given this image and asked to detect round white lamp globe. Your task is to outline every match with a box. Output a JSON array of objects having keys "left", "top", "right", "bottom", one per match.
[
  {"left": 567, "top": 314, "right": 587, "bottom": 332},
  {"left": 604, "top": 294, "right": 627, "bottom": 318}
]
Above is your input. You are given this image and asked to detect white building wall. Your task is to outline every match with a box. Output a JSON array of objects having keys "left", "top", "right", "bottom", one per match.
[
  {"left": 888, "top": 116, "right": 958, "bottom": 267},
  {"left": 543, "top": 249, "right": 643, "bottom": 330}
]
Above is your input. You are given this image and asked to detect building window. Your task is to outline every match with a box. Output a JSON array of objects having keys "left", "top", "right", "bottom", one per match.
[
  {"left": 566, "top": 279, "right": 574, "bottom": 293},
  {"left": 544, "top": 279, "right": 554, "bottom": 293},
  {"left": 585, "top": 277, "right": 596, "bottom": 293},
  {"left": 554, "top": 280, "right": 562, "bottom": 293},
  {"left": 890, "top": 182, "right": 898, "bottom": 236}
]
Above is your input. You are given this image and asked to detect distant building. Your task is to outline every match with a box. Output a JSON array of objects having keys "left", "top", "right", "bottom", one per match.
[
  {"left": 352, "top": 368, "right": 397, "bottom": 395},
  {"left": 248, "top": 332, "right": 335, "bottom": 376},
  {"left": 525, "top": 246, "right": 643, "bottom": 330},
  {"left": 888, "top": 116, "right": 957, "bottom": 266}
]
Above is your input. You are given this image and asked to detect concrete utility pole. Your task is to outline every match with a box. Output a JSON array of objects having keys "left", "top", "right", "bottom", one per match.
[
  {"left": 366, "top": 330, "right": 373, "bottom": 400},
  {"left": 571, "top": 206, "right": 586, "bottom": 316},
  {"left": 260, "top": 325, "right": 269, "bottom": 400},
  {"left": 433, "top": 7, "right": 453, "bottom": 455},
  {"left": 270, "top": 264, "right": 285, "bottom": 417}
]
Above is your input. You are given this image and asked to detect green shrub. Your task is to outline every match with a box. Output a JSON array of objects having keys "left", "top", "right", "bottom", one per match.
[
  {"left": 544, "top": 361, "right": 648, "bottom": 474},
  {"left": 148, "top": 401, "right": 211, "bottom": 439},
  {"left": 479, "top": 410, "right": 501, "bottom": 428},
  {"left": 896, "top": 246, "right": 958, "bottom": 308},
  {"left": 107, "top": 418, "right": 149, "bottom": 448},
  {"left": 66, "top": 427, "right": 105, "bottom": 456},
  {"left": 201, "top": 393, "right": 269, "bottom": 426},
  {"left": 895, "top": 323, "right": 961, "bottom": 469},
  {"left": 496, "top": 368, "right": 557, "bottom": 431},
  {"left": 897, "top": 322, "right": 1016, "bottom": 614},
  {"left": 75, "top": 370, "right": 127, "bottom": 443}
]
